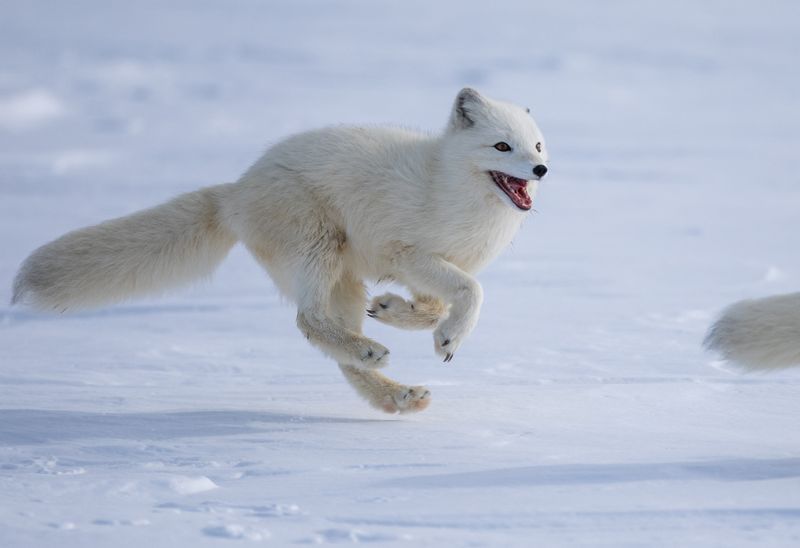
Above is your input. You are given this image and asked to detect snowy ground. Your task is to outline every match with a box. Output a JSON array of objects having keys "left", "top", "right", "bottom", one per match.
[{"left": 2, "top": 1, "right": 800, "bottom": 546}]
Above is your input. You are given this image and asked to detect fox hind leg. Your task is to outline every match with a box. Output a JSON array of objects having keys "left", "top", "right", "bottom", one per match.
[
  {"left": 332, "top": 274, "right": 431, "bottom": 414},
  {"left": 294, "top": 247, "right": 389, "bottom": 369},
  {"left": 245, "top": 225, "right": 388, "bottom": 369},
  {"left": 338, "top": 365, "right": 432, "bottom": 414}
]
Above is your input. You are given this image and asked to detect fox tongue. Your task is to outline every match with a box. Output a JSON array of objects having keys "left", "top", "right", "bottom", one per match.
[
  {"left": 499, "top": 173, "right": 531, "bottom": 210},
  {"left": 506, "top": 179, "right": 530, "bottom": 209},
  {"left": 489, "top": 171, "right": 532, "bottom": 210}
]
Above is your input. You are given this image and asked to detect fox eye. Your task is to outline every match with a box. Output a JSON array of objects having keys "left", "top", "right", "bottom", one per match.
[
  {"left": 494, "top": 142, "right": 512, "bottom": 152},
  {"left": 535, "top": 142, "right": 542, "bottom": 153}
]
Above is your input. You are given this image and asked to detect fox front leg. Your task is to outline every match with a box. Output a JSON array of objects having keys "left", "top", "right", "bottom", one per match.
[
  {"left": 393, "top": 250, "right": 483, "bottom": 362},
  {"left": 367, "top": 293, "right": 446, "bottom": 330}
]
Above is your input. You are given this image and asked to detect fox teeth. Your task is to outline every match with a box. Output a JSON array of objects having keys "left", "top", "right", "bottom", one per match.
[{"left": 489, "top": 170, "right": 532, "bottom": 211}]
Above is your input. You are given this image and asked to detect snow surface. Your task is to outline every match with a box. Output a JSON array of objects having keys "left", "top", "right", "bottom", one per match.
[{"left": 2, "top": 1, "right": 800, "bottom": 546}]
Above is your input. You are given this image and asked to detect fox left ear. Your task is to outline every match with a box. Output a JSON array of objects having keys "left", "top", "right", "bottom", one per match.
[{"left": 448, "top": 87, "right": 488, "bottom": 131}]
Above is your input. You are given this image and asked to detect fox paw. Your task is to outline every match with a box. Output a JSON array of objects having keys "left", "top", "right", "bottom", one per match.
[
  {"left": 352, "top": 339, "right": 390, "bottom": 369},
  {"left": 433, "top": 321, "right": 469, "bottom": 363},
  {"left": 367, "top": 293, "right": 409, "bottom": 321},
  {"left": 379, "top": 385, "right": 432, "bottom": 414},
  {"left": 367, "top": 293, "right": 442, "bottom": 330}
]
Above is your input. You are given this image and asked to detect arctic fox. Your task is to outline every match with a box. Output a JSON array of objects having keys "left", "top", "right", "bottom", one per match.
[
  {"left": 705, "top": 293, "right": 800, "bottom": 370},
  {"left": 12, "top": 88, "right": 549, "bottom": 413}
]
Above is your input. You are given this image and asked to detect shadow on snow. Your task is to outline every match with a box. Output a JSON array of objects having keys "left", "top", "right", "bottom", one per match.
[
  {"left": 0, "top": 409, "right": 385, "bottom": 445},
  {"left": 381, "top": 458, "right": 800, "bottom": 487}
]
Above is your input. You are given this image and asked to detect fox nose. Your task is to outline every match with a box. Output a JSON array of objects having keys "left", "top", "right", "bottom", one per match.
[{"left": 533, "top": 164, "right": 548, "bottom": 178}]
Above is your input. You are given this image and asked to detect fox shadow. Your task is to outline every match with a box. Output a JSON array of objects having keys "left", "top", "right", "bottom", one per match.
[
  {"left": 0, "top": 408, "right": 385, "bottom": 445},
  {"left": 381, "top": 457, "right": 800, "bottom": 487}
]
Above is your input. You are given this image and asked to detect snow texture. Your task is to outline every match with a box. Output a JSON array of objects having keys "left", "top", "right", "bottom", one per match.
[{"left": 1, "top": 1, "right": 800, "bottom": 546}]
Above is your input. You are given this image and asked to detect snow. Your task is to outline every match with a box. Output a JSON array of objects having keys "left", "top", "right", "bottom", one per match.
[
  {"left": 0, "top": 89, "right": 64, "bottom": 131},
  {"left": 1, "top": 1, "right": 800, "bottom": 546}
]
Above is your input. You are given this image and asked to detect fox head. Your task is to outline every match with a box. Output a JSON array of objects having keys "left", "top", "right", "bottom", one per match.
[{"left": 442, "top": 88, "right": 548, "bottom": 212}]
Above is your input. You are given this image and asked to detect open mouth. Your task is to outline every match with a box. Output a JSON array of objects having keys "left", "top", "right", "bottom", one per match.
[{"left": 488, "top": 171, "right": 532, "bottom": 211}]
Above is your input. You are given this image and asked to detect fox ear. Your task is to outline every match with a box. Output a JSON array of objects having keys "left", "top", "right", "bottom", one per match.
[{"left": 448, "top": 87, "right": 488, "bottom": 131}]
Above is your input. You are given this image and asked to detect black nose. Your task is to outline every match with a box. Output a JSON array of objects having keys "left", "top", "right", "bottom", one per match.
[{"left": 533, "top": 164, "right": 548, "bottom": 178}]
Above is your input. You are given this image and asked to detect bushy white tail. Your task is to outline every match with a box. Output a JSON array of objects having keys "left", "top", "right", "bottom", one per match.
[
  {"left": 704, "top": 293, "right": 800, "bottom": 370},
  {"left": 12, "top": 184, "right": 237, "bottom": 311}
]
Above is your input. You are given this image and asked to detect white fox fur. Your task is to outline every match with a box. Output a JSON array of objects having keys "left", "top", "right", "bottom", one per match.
[
  {"left": 705, "top": 293, "right": 800, "bottom": 370},
  {"left": 13, "top": 185, "right": 237, "bottom": 311},
  {"left": 12, "top": 88, "right": 549, "bottom": 413}
]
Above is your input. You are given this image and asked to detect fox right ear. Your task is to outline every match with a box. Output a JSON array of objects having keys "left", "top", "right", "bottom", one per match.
[{"left": 448, "top": 87, "right": 488, "bottom": 131}]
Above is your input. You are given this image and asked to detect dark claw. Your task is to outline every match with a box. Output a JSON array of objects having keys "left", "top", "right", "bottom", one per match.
[
  {"left": 444, "top": 353, "right": 453, "bottom": 363},
  {"left": 379, "top": 303, "right": 388, "bottom": 309},
  {"left": 367, "top": 349, "right": 374, "bottom": 358},
  {"left": 366, "top": 309, "right": 376, "bottom": 315},
  {"left": 442, "top": 339, "right": 450, "bottom": 347}
]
